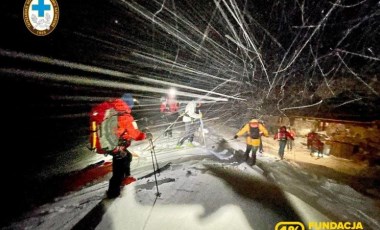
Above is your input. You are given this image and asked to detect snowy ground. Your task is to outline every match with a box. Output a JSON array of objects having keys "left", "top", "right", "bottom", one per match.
[{"left": 5, "top": 123, "right": 380, "bottom": 230}]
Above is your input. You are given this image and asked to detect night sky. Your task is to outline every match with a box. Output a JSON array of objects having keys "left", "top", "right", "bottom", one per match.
[{"left": 0, "top": 0, "right": 379, "bottom": 225}]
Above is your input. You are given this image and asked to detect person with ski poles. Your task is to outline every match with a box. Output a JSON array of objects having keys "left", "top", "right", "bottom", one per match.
[
  {"left": 274, "top": 126, "right": 294, "bottom": 160},
  {"left": 160, "top": 94, "right": 179, "bottom": 138},
  {"left": 176, "top": 100, "right": 202, "bottom": 148},
  {"left": 234, "top": 119, "right": 269, "bottom": 166},
  {"left": 102, "top": 93, "right": 152, "bottom": 198},
  {"left": 287, "top": 127, "right": 296, "bottom": 151}
]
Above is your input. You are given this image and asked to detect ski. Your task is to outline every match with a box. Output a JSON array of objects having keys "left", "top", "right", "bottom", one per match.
[{"left": 137, "top": 162, "right": 172, "bottom": 180}]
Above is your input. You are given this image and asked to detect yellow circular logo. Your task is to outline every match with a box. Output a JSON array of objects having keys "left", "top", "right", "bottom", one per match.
[{"left": 23, "top": 0, "right": 59, "bottom": 36}]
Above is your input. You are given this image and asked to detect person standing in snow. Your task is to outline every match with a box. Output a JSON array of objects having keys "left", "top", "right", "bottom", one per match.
[
  {"left": 274, "top": 126, "right": 294, "bottom": 160},
  {"left": 176, "top": 100, "right": 202, "bottom": 148},
  {"left": 160, "top": 95, "right": 179, "bottom": 137},
  {"left": 105, "top": 93, "right": 152, "bottom": 198},
  {"left": 287, "top": 127, "right": 296, "bottom": 151},
  {"left": 311, "top": 136, "right": 324, "bottom": 158},
  {"left": 306, "top": 130, "right": 317, "bottom": 151},
  {"left": 234, "top": 119, "right": 269, "bottom": 166}
]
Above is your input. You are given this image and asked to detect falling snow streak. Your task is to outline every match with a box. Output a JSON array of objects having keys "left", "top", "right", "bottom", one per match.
[
  {"left": 336, "top": 53, "right": 378, "bottom": 96},
  {"left": 216, "top": 0, "right": 271, "bottom": 85},
  {"left": 0, "top": 68, "right": 231, "bottom": 102},
  {"left": 2, "top": 0, "right": 379, "bottom": 120},
  {"left": 275, "top": 0, "right": 341, "bottom": 73},
  {"left": 131, "top": 51, "right": 240, "bottom": 83},
  {"left": 0, "top": 49, "right": 243, "bottom": 101},
  {"left": 127, "top": 1, "right": 375, "bottom": 116}
]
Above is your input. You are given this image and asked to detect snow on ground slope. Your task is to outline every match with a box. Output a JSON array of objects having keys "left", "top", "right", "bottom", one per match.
[
  {"left": 210, "top": 123, "right": 380, "bottom": 229},
  {"left": 5, "top": 147, "right": 291, "bottom": 230},
  {"left": 95, "top": 160, "right": 298, "bottom": 230},
  {"left": 5, "top": 126, "right": 380, "bottom": 230}
]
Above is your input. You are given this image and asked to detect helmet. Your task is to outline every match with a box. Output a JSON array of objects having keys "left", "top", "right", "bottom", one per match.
[{"left": 121, "top": 93, "right": 134, "bottom": 108}]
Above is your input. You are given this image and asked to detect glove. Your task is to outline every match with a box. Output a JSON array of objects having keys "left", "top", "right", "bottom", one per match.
[
  {"left": 234, "top": 135, "right": 238, "bottom": 139},
  {"left": 142, "top": 128, "right": 150, "bottom": 133},
  {"left": 145, "top": 132, "right": 153, "bottom": 139}
]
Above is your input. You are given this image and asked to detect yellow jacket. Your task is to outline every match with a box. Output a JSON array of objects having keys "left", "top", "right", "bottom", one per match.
[{"left": 235, "top": 119, "right": 269, "bottom": 146}]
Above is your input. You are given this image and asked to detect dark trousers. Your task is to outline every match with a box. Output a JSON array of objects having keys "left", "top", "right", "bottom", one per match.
[
  {"left": 307, "top": 140, "right": 312, "bottom": 149},
  {"left": 259, "top": 136, "right": 263, "bottom": 152},
  {"left": 178, "top": 121, "right": 198, "bottom": 145},
  {"left": 245, "top": 145, "right": 259, "bottom": 165},
  {"left": 278, "top": 140, "right": 287, "bottom": 159},
  {"left": 108, "top": 150, "right": 132, "bottom": 196},
  {"left": 163, "top": 113, "right": 179, "bottom": 137}
]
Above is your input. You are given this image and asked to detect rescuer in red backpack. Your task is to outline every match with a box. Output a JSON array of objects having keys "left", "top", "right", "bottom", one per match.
[
  {"left": 160, "top": 93, "right": 179, "bottom": 137},
  {"left": 274, "top": 126, "right": 294, "bottom": 160},
  {"left": 311, "top": 137, "right": 324, "bottom": 158},
  {"left": 287, "top": 127, "right": 296, "bottom": 151},
  {"left": 306, "top": 130, "right": 318, "bottom": 150},
  {"left": 100, "top": 93, "right": 151, "bottom": 198}
]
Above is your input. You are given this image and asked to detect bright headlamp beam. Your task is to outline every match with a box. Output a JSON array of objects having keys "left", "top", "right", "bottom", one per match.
[{"left": 1, "top": 68, "right": 229, "bottom": 102}]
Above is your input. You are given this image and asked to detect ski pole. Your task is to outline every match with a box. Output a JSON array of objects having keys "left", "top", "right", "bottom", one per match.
[
  {"left": 226, "top": 138, "right": 239, "bottom": 142},
  {"left": 149, "top": 138, "right": 161, "bottom": 197},
  {"left": 141, "top": 113, "right": 186, "bottom": 154},
  {"left": 152, "top": 113, "right": 185, "bottom": 143},
  {"left": 199, "top": 110, "right": 206, "bottom": 147},
  {"left": 149, "top": 138, "right": 160, "bottom": 174}
]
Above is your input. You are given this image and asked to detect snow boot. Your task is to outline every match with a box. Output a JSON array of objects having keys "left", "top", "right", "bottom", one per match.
[
  {"left": 251, "top": 154, "right": 256, "bottom": 165},
  {"left": 106, "top": 190, "right": 120, "bottom": 199},
  {"left": 122, "top": 176, "right": 136, "bottom": 186},
  {"left": 244, "top": 151, "right": 249, "bottom": 162}
]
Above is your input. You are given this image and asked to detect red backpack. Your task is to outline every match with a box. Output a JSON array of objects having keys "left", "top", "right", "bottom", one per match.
[
  {"left": 277, "top": 131, "right": 287, "bottom": 140},
  {"left": 89, "top": 101, "right": 120, "bottom": 154}
]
